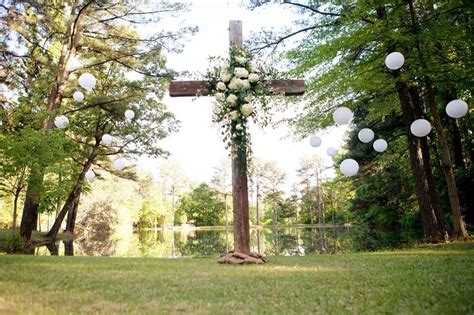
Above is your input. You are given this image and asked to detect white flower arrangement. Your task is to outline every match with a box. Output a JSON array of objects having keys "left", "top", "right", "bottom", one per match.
[
  {"left": 241, "top": 80, "right": 251, "bottom": 89},
  {"left": 234, "top": 67, "right": 249, "bottom": 78},
  {"left": 241, "top": 104, "right": 254, "bottom": 117},
  {"left": 216, "top": 82, "right": 227, "bottom": 91},
  {"left": 236, "top": 56, "right": 247, "bottom": 65},
  {"left": 205, "top": 47, "right": 274, "bottom": 155},
  {"left": 220, "top": 69, "right": 232, "bottom": 82},
  {"left": 228, "top": 77, "right": 242, "bottom": 90},
  {"left": 226, "top": 94, "right": 238, "bottom": 104},
  {"left": 215, "top": 92, "right": 225, "bottom": 102},
  {"left": 248, "top": 73, "right": 259, "bottom": 83},
  {"left": 229, "top": 110, "right": 239, "bottom": 120}
]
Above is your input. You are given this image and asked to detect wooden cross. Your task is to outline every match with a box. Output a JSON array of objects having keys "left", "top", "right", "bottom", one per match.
[{"left": 169, "top": 21, "right": 304, "bottom": 254}]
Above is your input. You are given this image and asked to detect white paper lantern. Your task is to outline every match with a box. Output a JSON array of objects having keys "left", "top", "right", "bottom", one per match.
[
  {"left": 373, "top": 139, "right": 388, "bottom": 152},
  {"left": 85, "top": 170, "right": 95, "bottom": 181},
  {"left": 124, "top": 110, "right": 135, "bottom": 120},
  {"left": 410, "top": 119, "right": 432, "bottom": 137},
  {"left": 113, "top": 158, "right": 126, "bottom": 171},
  {"left": 102, "top": 134, "right": 113, "bottom": 145},
  {"left": 73, "top": 91, "right": 84, "bottom": 102},
  {"left": 385, "top": 52, "right": 405, "bottom": 70},
  {"left": 358, "top": 128, "right": 375, "bottom": 143},
  {"left": 310, "top": 135, "right": 322, "bottom": 147},
  {"left": 340, "top": 159, "right": 359, "bottom": 177},
  {"left": 54, "top": 115, "right": 69, "bottom": 129},
  {"left": 446, "top": 99, "right": 468, "bottom": 118},
  {"left": 327, "top": 147, "right": 337, "bottom": 157},
  {"left": 333, "top": 107, "right": 353, "bottom": 125},
  {"left": 78, "top": 73, "right": 96, "bottom": 90}
]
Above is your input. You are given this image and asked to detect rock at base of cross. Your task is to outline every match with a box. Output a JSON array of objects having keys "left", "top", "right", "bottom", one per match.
[{"left": 217, "top": 251, "right": 267, "bottom": 264}]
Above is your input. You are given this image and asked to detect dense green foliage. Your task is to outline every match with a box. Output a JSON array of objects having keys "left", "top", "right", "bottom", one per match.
[
  {"left": 176, "top": 184, "right": 226, "bottom": 226},
  {"left": 0, "top": 242, "right": 473, "bottom": 313},
  {"left": 251, "top": 0, "right": 473, "bottom": 235},
  {"left": 0, "top": 1, "right": 194, "bottom": 237}
]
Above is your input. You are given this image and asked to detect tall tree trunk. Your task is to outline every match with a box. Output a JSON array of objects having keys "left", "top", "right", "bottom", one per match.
[
  {"left": 396, "top": 80, "right": 445, "bottom": 242},
  {"left": 47, "top": 139, "right": 100, "bottom": 240},
  {"left": 20, "top": 172, "right": 42, "bottom": 241},
  {"left": 424, "top": 78, "right": 467, "bottom": 238},
  {"left": 64, "top": 240, "right": 74, "bottom": 256},
  {"left": 12, "top": 191, "right": 20, "bottom": 231},
  {"left": 66, "top": 193, "right": 80, "bottom": 233},
  {"left": 406, "top": 0, "right": 467, "bottom": 238},
  {"left": 408, "top": 87, "right": 447, "bottom": 233},
  {"left": 19, "top": 2, "right": 87, "bottom": 241},
  {"left": 448, "top": 119, "right": 466, "bottom": 170},
  {"left": 232, "top": 143, "right": 250, "bottom": 254}
]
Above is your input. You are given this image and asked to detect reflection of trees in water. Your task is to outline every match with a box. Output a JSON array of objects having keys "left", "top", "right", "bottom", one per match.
[
  {"left": 264, "top": 227, "right": 300, "bottom": 256},
  {"left": 75, "top": 201, "right": 118, "bottom": 256},
  {"left": 347, "top": 227, "right": 420, "bottom": 252},
  {"left": 32, "top": 226, "right": 421, "bottom": 258},
  {"left": 175, "top": 231, "right": 227, "bottom": 257}
]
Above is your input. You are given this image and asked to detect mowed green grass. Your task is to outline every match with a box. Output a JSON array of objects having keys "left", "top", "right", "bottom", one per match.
[{"left": 0, "top": 242, "right": 473, "bottom": 314}]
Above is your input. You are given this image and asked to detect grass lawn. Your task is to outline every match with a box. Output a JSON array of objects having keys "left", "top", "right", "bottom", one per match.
[{"left": 0, "top": 242, "right": 473, "bottom": 314}]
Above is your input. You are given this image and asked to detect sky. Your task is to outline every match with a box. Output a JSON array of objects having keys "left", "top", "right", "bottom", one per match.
[{"left": 138, "top": 0, "right": 350, "bottom": 192}]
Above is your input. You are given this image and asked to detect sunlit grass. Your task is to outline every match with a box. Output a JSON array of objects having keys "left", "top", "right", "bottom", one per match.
[{"left": 0, "top": 242, "right": 473, "bottom": 314}]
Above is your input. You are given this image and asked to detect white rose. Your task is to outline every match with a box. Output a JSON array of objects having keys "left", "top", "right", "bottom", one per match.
[
  {"left": 220, "top": 69, "right": 232, "bottom": 82},
  {"left": 228, "top": 110, "right": 239, "bottom": 120},
  {"left": 215, "top": 92, "right": 225, "bottom": 102},
  {"left": 241, "top": 103, "right": 254, "bottom": 117},
  {"left": 236, "top": 56, "right": 247, "bottom": 64},
  {"left": 244, "top": 95, "right": 254, "bottom": 103},
  {"left": 228, "top": 77, "right": 242, "bottom": 90},
  {"left": 234, "top": 67, "right": 249, "bottom": 78},
  {"left": 216, "top": 82, "right": 226, "bottom": 91},
  {"left": 236, "top": 124, "right": 243, "bottom": 130},
  {"left": 226, "top": 94, "right": 238, "bottom": 104},
  {"left": 241, "top": 80, "right": 250, "bottom": 89},
  {"left": 248, "top": 73, "right": 259, "bottom": 83}
]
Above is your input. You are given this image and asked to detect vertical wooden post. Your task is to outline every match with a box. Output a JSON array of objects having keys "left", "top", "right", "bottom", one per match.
[
  {"left": 229, "top": 20, "right": 250, "bottom": 253},
  {"left": 229, "top": 20, "right": 243, "bottom": 48}
]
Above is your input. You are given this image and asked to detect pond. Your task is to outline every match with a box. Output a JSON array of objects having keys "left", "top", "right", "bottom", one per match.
[{"left": 32, "top": 226, "right": 422, "bottom": 257}]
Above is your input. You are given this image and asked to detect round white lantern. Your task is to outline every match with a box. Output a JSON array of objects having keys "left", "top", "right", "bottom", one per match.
[
  {"left": 385, "top": 52, "right": 405, "bottom": 70},
  {"left": 85, "top": 170, "right": 95, "bottom": 181},
  {"left": 333, "top": 107, "right": 353, "bottom": 125},
  {"left": 54, "top": 115, "right": 69, "bottom": 129},
  {"left": 373, "top": 139, "right": 388, "bottom": 152},
  {"left": 358, "top": 128, "right": 375, "bottom": 143},
  {"left": 73, "top": 91, "right": 84, "bottom": 102},
  {"left": 327, "top": 147, "right": 337, "bottom": 157},
  {"left": 102, "top": 134, "right": 113, "bottom": 145},
  {"left": 340, "top": 159, "right": 359, "bottom": 177},
  {"left": 124, "top": 110, "right": 135, "bottom": 120},
  {"left": 113, "top": 158, "right": 126, "bottom": 171},
  {"left": 446, "top": 99, "right": 468, "bottom": 118},
  {"left": 410, "top": 119, "right": 431, "bottom": 137},
  {"left": 310, "top": 135, "right": 322, "bottom": 147},
  {"left": 78, "top": 73, "right": 96, "bottom": 90}
]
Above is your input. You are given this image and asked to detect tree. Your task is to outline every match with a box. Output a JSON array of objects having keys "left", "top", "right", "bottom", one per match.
[
  {"left": 260, "top": 161, "right": 286, "bottom": 224},
  {"left": 1, "top": 0, "right": 192, "bottom": 241},
  {"left": 250, "top": 0, "right": 472, "bottom": 241},
  {"left": 176, "top": 184, "right": 225, "bottom": 227},
  {"left": 296, "top": 155, "right": 326, "bottom": 225}
]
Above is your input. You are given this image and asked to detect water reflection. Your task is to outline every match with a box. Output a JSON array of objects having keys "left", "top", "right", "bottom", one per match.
[{"left": 30, "top": 226, "right": 421, "bottom": 258}]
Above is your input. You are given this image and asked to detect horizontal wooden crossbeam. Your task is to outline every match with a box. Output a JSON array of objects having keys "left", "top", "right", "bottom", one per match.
[{"left": 169, "top": 80, "right": 305, "bottom": 97}]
